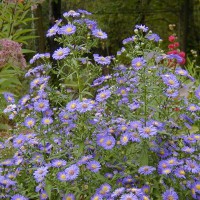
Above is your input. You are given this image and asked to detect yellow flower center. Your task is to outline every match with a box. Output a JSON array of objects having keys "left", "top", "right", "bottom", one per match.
[
  {"left": 39, "top": 103, "right": 44, "bottom": 108},
  {"left": 61, "top": 174, "right": 66, "bottom": 179},
  {"left": 66, "top": 27, "right": 72, "bottom": 32},
  {"left": 106, "top": 140, "right": 112, "bottom": 146},
  {"left": 44, "top": 119, "right": 50, "bottom": 124},
  {"left": 144, "top": 127, "right": 151, "bottom": 134},
  {"left": 179, "top": 170, "right": 185, "bottom": 175},
  {"left": 57, "top": 51, "right": 63, "bottom": 56},
  {"left": 97, "top": 31, "right": 103, "bottom": 36},
  {"left": 167, "top": 195, "right": 174, "bottom": 200},
  {"left": 196, "top": 184, "right": 200, "bottom": 190},
  {"left": 17, "top": 139, "right": 22, "bottom": 144},
  {"left": 189, "top": 106, "right": 196, "bottom": 111},
  {"left": 123, "top": 136, "right": 128, "bottom": 142},
  {"left": 70, "top": 103, "right": 76, "bottom": 109},
  {"left": 168, "top": 79, "right": 175, "bottom": 85},
  {"left": 136, "top": 62, "right": 141, "bottom": 67},
  {"left": 100, "top": 93, "right": 106, "bottom": 98}
]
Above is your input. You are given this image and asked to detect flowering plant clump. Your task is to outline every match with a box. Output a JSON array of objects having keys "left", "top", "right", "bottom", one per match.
[{"left": 1, "top": 10, "right": 200, "bottom": 200}]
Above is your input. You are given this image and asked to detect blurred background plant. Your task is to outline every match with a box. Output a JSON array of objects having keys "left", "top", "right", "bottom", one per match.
[{"left": 0, "top": 0, "right": 43, "bottom": 131}]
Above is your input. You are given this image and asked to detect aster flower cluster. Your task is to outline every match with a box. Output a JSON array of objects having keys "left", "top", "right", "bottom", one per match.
[{"left": 1, "top": 9, "right": 200, "bottom": 200}]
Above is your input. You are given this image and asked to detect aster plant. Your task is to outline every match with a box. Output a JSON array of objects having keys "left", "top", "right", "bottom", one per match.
[{"left": 1, "top": 9, "right": 200, "bottom": 200}]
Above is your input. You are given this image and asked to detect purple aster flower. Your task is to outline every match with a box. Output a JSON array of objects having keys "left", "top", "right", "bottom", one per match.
[
  {"left": 3, "top": 92, "right": 15, "bottom": 103},
  {"left": 130, "top": 120, "right": 142, "bottom": 130},
  {"left": 77, "top": 155, "right": 93, "bottom": 166},
  {"left": 13, "top": 134, "right": 26, "bottom": 148},
  {"left": 65, "top": 164, "right": 80, "bottom": 181},
  {"left": 77, "top": 100, "right": 94, "bottom": 113},
  {"left": 162, "top": 188, "right": 178, "bottom": 200},
  {"left": 167, "top": 54, "right": 183, "bottom": 63},
  {"left": 93, "top": 54, "right": 111, "bottom": 65},
  {"left": 40, "top": 190, "right": 48, "bottom": 200},
  {"left": 129, "top": 132, "right": 140, "bottom": 142},
  {"left": 92, "top": 29, "right": 107, "bottom": 39},
  {"left": 0, "top": 177, "right": 16, "bottom": 187},
  {"left": 185, "top": 160, "right": 199, "bottom": 173},
  {"left": 24, "top": 117, "right": 36, "bottom": 128},
  {"left": 98, "top": 183, "right": 112, "bottom": 196},
  {"left": 105, "top": 173, "right": 113, "bottom": 179},
  {"left": 175, "top": 67, "right": 188, "bottom": 76},
  {"left": 195, "top": 87, "right": 200, "bottom": 100},
  {"left": 142, "top": 185, "right": 150, "bottom": 194},
  {"left": 63, "top": 10, "right": 80, "bottom": 17},
  {"left": 91, "top": 76, "right": 106, "bottom": 87},
  {"left": 29, "top": 53, "right": 50, "bottom": 64},
  {"left": 57, "top": 171, "right": 67, "bottom": 181},
  {"left": 162, "top": 74, "right": 179, "bottom": 88},
  {"left": 96, "top": 89, "right": 111, "bottom": 102},
  {"left": 59, "top": 24, "right": 76, "bottom": 35},
  {"left": 52, "top": 47, "right": 70, "bottom": 60},
  {"left": 138, "top": 125, "right": 157, "bottom": 138},
  {"left": 51, "top": 159, "right": 67, "bottom": 168},
  {"left": 117, "top": 87, "right": 129, "bottom": 96},
  {"left": 111, "top": 187, "right": 125, "bottom": 198},
  {"left": 187, "top": 104, "right": 200, "bottom": 112},
  {"left": 78, "top": 9, "right": 92, "bottom": 15},
  {"left": 192, "top": 182, "right": 200, "bottom": 194},
  {"left": 41, "top": 117, "right": 53, "bottom": 125},
  {"left": 0, "top": 159, "right": 13, "bottom": 166},
  {"left": 34, "top": 99, "right": 49, "bottom": 112},
  {"left": 46, "top": 24, "right": 59, "bottom": 37},
  {"left": 62, "top": 193, "right": 75, "bottom": 200},
  {"left": 66, "top": 100, "right": 79, "bottom": 112},
  {"left": 174, "top": 168, "right": 186, "bottom": 179},
  {"left": 87, "top": 160, "right": 101, "bottom": 173},
  {"left": 19, "top": 94, "right": 30, "bottom": 106},
  {"left": 120, "top": 133, "right": 129, "bottom": 145},
  {"left": 11, "top": 194, "right": 28, "bottom": 200},
  {"left": 122, "top": 37, "right": 134, "bottom": 44},
  {"left": 33, "top": 166, "right": 48, "bottom": 183},
  {"left": 135, "top": 24, "right": 148, "bottom": 32},
  {"left": 146, "top": 33, "right": 160, "bottom": 42},
  {"left": 84, "top": 19, "right": 97, "bottom": 30},
  {"left": 91, "top": 193, "right": 103, "bottom": 200},
  {"left": 129, "top": 102, "right": 140, "bottom": 110},
  {"left": 138, "top": 166, "right": 156, "bottom": 175},
  {"left": 120, "top": 193, "right": 138, "bottom": 200},
  {"left": 132, "top": 57, "right": 146, "bottom": 70},
  {"left": 101, "top": 136, "right": 116, "bottom": 150},
  {"left": 182, "top": 146, "right": 195, "bottom": 154},
  {"left": 164, "top": 87, "right": 178, "bottom": 98}
]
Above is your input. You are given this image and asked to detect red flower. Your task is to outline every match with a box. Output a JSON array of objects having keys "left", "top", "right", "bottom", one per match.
[
  {"left": 168, "top": 44, "right": 175, "bottom": 50},
  {"left": 179, "top": 51, "right": 185, "bottom": 58},
  {"left": 174, "top": 42, "right": 179, "bottom": 48},
  {"left": 168, "top": 35, "right": 176, "bottom": 42}
]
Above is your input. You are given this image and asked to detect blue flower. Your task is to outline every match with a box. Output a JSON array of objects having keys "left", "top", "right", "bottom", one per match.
[
  {"left": 138, "top": 166, "right": 156, "bottom": 175},
  {"left": 59, "top": 24, "right": 76, "bottom": 35},
  {"left": 132, "top": 57, "right": 146, "bottom": 70},
  {"left": 52, "top": 47, "right": 70, "bottom": 60},
  {"left": 162, "top": 188, "right": 178, "bottom": 200},
  {"left": 65, "top": 164, "right": 80, "bottom": 181},
  {"left": 87, "top": 160, "right": 101, "bottom": 173},
  {"left": 92, "top": 29, "right": 107, "bottom": 39},
  {"left": 93, "top": 54, "right": 111, "bottom": 65}
]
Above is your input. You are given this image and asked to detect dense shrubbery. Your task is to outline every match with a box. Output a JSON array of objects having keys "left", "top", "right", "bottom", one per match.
[{"left": 1, "top": 9, "right": 200, "bottom": 200}]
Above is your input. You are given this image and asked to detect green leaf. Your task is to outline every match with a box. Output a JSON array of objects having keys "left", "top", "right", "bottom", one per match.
[
  {"left": 45, "top": 181, "right": 52, "bottom": 200},
  {"left": 21, "top": 49, "right": 36, "bottom": 54}
]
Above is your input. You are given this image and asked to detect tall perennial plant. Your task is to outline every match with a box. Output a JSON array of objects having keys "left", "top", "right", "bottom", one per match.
[{"left": 1, "top": 10, "right": 200, "bottom": 200}]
